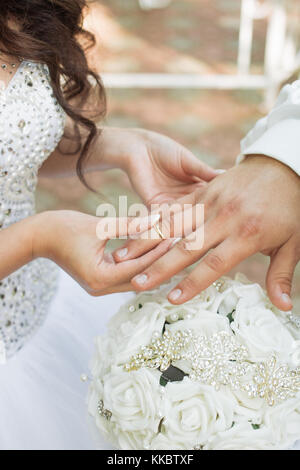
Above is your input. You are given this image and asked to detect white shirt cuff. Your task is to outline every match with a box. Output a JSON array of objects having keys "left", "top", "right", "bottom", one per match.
[{"left": 237, "top": 118, "right": 300, "bottom": 176}]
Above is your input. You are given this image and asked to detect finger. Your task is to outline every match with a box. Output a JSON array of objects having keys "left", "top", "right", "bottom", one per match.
[
  {"left": 266, "top": 240, "right": 298, "bottom": 311},
  {"left": 96, "top": 213, "right": 160, "bottom": 241},
  {"left": 131, "top": 218, "right": 223, "bottom": 291},
  {"left": 167, "top": 237, "right": 257, "bottom": 304},
  {"left": 107, "top": 238, "right": 172, "bottom": 286},
  {"left": 89, "top": 248, "right": 168, "bottom": 297},
  {"left": 113, "top": 200, "right": 206, "bottom": 262},
  {"left": 180, "top": 151, "right": 221, "bottom": 182},
  {"left": 113, "top": 186, "right": 211, "bottom": 262}
]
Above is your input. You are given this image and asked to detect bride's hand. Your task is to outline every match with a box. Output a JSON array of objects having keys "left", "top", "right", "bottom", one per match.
[
  {"left": 100, "top": 128, "right": 219, "bottom": 205},
  {"left": 32, "top": 211, "right": 170, "bottom": 296},
  {"left": 114, "top": 156, "right": 300, "bottom": 311}
]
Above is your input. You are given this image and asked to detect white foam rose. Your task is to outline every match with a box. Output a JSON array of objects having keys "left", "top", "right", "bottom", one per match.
[
  {"left": 210, "top": 287, "right": 239, "bottom": 316},
  {"left": 167, "top": 311, "right": 231, "bottom": 337},
  {"left": 205, "top": 422, "right": 275, "bottom": 450},
  {"left": 90, "top": 335, "right": 116, "bottom": 379},
  {"left": 232, "top": 282, "right": 267, "bottom": 308},
  {"left": 159, "top": 378, "right": 236, "bottom": 448},
  {"left": 150, "top": 433, "right": 185, "bottom": 450},
  {"left": 87, "top": 382, "right": 117, "bottom": 449},
  {"left": 102, "top": 367, "right": 161, "bottom": 450},
  {"left": 263, "top": 397, "right": 300, "bottom": 449},
  {"left": 231, "top": 302, "right": 295, "bottom": 363},
  {"left": 107, "top": 302, "right": 166, "bottom": 366},
  {"left": 230, "top": 389, "right": 265, "bottom": 423},
  {"left": 210, "top": 280, "right": 266, "bottom": 317}
]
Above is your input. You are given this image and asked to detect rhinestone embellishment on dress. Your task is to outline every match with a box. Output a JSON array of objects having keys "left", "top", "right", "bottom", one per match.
[{"left": 0, "top": 61, "right": 66, "bottom": 359}]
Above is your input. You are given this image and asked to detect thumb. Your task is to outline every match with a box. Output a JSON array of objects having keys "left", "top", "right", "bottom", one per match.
[
  {"left": 266, "top": 241, "right": 297, "bottom": 311},
  {"left": 181, "top": 151, "right": 221, "bottom": 182}
]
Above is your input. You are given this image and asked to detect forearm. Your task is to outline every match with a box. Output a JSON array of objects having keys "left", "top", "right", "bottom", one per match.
[
  {"left": 0, "top": 215, "right": 40, "bottom": 280},
  {"left": 39, "top": 126, "right": 134, "bottom": 178}
]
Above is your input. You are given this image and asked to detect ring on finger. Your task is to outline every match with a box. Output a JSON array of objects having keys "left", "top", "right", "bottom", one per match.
[{"left": 153, "top": 223, "right": 167, "bottom": 240}]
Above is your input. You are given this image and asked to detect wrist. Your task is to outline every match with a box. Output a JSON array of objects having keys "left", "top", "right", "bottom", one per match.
[
  {"left": 99, "top": 127, "right": 149, "bottom": 173},
  {"left": 243, "top": 154, "right": 300, "bottom": 180},
  {"left": 98, "top": 127, "right": 134, "bottom": 171},
  {"left": 242, "top": 155, "right": 300, "bottom": 200},
  {"left": 31, "top": 211, "right": 58, "bottom": 260}
]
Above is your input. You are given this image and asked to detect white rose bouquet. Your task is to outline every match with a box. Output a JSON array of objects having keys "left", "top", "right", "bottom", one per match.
[{"left": 88, "top": 274, "right": 300, "bottom": 450}]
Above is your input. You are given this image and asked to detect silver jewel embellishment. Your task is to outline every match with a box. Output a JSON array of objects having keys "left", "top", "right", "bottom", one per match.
[
  {"left": 98, "top": 400, "right": 112, "bottom": 421},
  {"left": 18, "top": 119, "right": 26, "bottom": 130},
  {"left": 124, "top": 330, "right": 300, "bottom": 406},
  {"left": 288, "top": 314, "right": 300, "bottom": 329},
  {"left": 243, "top": 356, "right": 300, "bottom": 406},
  {"left": 213, "top": 280, "right": 226, "bottom": 292},
  {"left": 125, "top": 329, "right": 190, "bottom": 372},
  {"left": 183, "top": 331, "right": 250, "bottom": 390},
  {"left": 0, "top": 56, "right": 23, "bottom": 77}
]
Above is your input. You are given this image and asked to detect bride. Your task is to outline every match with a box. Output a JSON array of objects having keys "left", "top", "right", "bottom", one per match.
[{"left": 0, "top": 0, "right": 219, "bottom": 450}]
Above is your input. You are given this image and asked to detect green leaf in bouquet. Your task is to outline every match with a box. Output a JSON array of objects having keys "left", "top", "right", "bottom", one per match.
[
  {"left": 227, "top": 310, "right": 236, "bottom": 324},
  {"left": 162, "top": 320, "right": 170, "bottom": 335},
  {"left": 160, "top": 364, "right": 187, "bottom": 387},
  {"left": 160, "top": 376, "right": 168, "bottom": 387},
  {"left": 251, "top": 424, "right": 260, "bottom": 430}
]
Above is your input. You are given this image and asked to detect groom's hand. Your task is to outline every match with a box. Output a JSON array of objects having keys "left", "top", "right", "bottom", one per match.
[{"left": 115, "top": 156, "right": 300, "bottom": 311}]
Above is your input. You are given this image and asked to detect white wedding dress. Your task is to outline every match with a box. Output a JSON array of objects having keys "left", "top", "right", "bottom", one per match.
[{"left": 0, "top": 61, "right": 129, "bottom": 450}]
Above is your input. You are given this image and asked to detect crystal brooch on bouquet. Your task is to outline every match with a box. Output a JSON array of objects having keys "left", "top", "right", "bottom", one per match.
[{"left": 124, "top": 330, "right": 300, "bottom": 406}]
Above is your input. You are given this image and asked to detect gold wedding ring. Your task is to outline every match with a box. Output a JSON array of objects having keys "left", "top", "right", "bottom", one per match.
[{"left": 153, "top": 222, "right": 166, "bottom": 240}]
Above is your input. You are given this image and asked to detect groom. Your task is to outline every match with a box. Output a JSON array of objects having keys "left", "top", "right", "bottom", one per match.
[{"left": 114, "top": 81, "right": 300, "bottom": 313}]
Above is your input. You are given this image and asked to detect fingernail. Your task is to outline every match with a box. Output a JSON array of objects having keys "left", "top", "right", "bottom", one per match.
[
  {"left": 169, "top": 289, "right": 182, "bottom": 302},
  {"left": 133, "top": 274, "right": 148, "bottom": 285},
  {"left": 216, "top": 169, "right": 226, "bottom": 174},
  {"left": 116, "top": 248, "right": 128, "bottom": 259},
  {"left": 170, "top": 238, "right": 181, "bottom": 249},
  {"left": 282, "top": 293, "right": 292, "bottom": 306}
]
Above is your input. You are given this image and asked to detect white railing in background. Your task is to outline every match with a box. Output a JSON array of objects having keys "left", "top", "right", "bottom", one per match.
[
  {"left": 238, "top": 0, "right": 256, "bottom": 75},
  {"left": 237, "top": 0, "right": 300, "bottom": 106},
  {"left": 102, "top": 73, "right": 269, "bottom": 89},
  {"left": 102, "top": 0, "right": 300, "bottom": 108}
]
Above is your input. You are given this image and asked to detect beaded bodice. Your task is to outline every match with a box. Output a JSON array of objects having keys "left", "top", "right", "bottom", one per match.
[{"left": 0, "top": 61, "right": 65, "bottom": 361}]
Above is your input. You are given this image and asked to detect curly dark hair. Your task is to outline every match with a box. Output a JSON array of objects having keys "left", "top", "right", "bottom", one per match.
[{"left": 0, "top": 0, "right": 106, "bottom": 186}]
